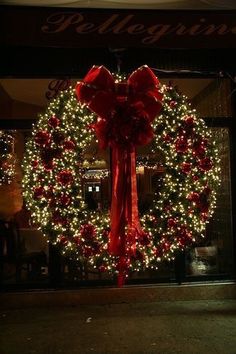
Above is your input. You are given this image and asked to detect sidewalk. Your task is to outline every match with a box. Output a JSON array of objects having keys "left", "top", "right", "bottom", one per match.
[{"left": 1, "top": 299, "right": 236, "bottom": 354}]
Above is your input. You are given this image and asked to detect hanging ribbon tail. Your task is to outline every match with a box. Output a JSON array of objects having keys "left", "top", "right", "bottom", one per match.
[
  {"left": 109, "top": 146, "right": 145, "bottom": 287},
  {"left": 109, "top": 147, "right": 127, "bottom": 256},
  {"left": 117, "top": 256, "right": 128, "bottom": 288}
]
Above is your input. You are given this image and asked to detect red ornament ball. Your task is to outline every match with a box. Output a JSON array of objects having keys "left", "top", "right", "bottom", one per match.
[
  {"left": 33, "top": 186, "right": 44, "bottom": 199},
  {"left": 48, "top": 116, "right": 60, "bottom": 128},
  {"left": 31, "top": 160, "right": 39, "bottom": 168},
  {"left": 80, "top": 223, "right": 96, "bottom": 240},
  {"left": 59, "top": 194, "right": 71, "bottom": 207},
  {"left": 175, "top": 138, "right": 188, "bottom": 153},
  {"left": 63, "top": 140, "right": 76, "bottom": 150},
  {"left": 181, "top": 162, "right": 192, "bottom": 174},
  {"left": 199, "top": 157, "right": 213, "bottom": 171},
  {"left": 34, "top": 131, "right": 51, "bottom": 146},
  {"left": 169, "top": 100, "right": 177, "bottom": 108},
  {"left": 57, "top": 170, "right": 74, "bottom": 185}
]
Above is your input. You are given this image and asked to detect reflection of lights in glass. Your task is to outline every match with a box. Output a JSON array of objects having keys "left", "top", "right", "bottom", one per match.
[
  {"left": 88, "top": 186, "right": 93, "bottom": 192},
  {"left": 82, "top": 169, "right": 110, "bottom": 180},
  {"left": 95, "top": 186, "right": 100, "bottom": 192}
]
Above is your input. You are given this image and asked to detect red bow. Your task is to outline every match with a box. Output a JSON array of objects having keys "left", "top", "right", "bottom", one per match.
[{"left": 76, "top": 65, "right": 163, "bottom": 286}]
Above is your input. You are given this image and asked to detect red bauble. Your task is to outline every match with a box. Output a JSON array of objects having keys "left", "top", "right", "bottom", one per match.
[
  {"left": 177, "top": 228, "right": 192, "bottom": 247},
  {"left": 199, "top": 157, "right": 213, "bottom": 171},
  {"left": 99, "top": 265, "right": 107, "bottom": 273},
  {"left": 48, "top": 116, "right": 60, "bottom": 128},
  {"left": 57, "top": 170, "right": 73, "bottom": 185},
  {"left": 31, "top": 160, "right": 39, "bottom": 168},
  {"left": 160, "top": 238, "right": 171, "bottom": 252},
  {"left": 192, "top": 140, "right": 206, "bottom": 158},
  {"left": 34, "top": 131, "right": 51, "bottom": 146},
  {"left": 163, "top": 134, "right": 172, "bottom": 143},
  {"left": 59, "top": 194, "right": 71, "bottom": 207},
  {"left": 52, "top": 211, "right": 68, "bottom": 225},
  {"left": 175, "top": 138, "right": 188, "bottom": 153},
  {"left": 63, "top": 140, "right": 76, "bottom": 150},
  {"left": 58, "top": 235, "right": 68, "bottom": 245},
  {"left": 73, "top": 235, "right": 81, "bottom": 246},
  {"left": 181, "top": 162, "right": 192, "bottom": 174},
  {"left": 188, "top": 192, "right": 200, "bottom": 203},
  {"left": 169, "top": 100, "right": 177, "bottom": 108},
  {"left": 184, "top": 116, "right": 194, "bottom": 126},
  {"left": 80, "top": 223, "right": 96, "bottom": 240},
  {"left": 201, "top": 213, "right": 208, "bottom": 222},
  {"left": 167, "top": 218, "right": 177, "bottom": 228},
  {"left": 83, "top": 246, "right": 94, "bottom": 257},
  {"left": 193, "top": 146, "right": 205, "bottom": 158},
  {"left": 53, "top": 148, "right": 63, "bottom": 159},
  {"left": 33, "top": 186, "right": 44, "bottom": 199},
  {"left": 155, "top": 247, "right": 163, "bottom": 258}
]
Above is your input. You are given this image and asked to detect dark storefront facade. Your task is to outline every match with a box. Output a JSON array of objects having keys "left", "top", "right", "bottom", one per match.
[{"left": 0, "top": 5, "right": 236, "bottom": 291}]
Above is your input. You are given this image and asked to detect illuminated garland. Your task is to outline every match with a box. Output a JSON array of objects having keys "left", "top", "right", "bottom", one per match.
[
  {"left": 142, "top": 84, "right": 220, "bottom": 266},
  {"left": 0, "top": 130, "right": 16, "bottom": 185},
  {"left": 22, "top": 85, "right": 220, "bottom": 276}
]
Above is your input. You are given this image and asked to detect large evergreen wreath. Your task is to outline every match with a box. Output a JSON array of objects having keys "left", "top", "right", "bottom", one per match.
[{"left": 22, "top": 83, "right": 220, "bottom": 276}]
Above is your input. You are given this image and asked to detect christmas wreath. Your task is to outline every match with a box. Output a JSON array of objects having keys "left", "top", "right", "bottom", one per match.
[{"left": 22, "top": 66, "right": 220, "bottom": 285}]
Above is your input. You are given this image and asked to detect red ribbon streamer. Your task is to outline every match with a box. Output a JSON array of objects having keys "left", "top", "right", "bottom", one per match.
[{"left": 76, "top": 65, "right": 163, "bottom": 285}]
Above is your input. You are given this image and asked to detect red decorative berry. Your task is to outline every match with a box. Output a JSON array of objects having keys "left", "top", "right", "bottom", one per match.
[
  {"left": 167, "top": 218, "right": 177, "bottom": 228},
  {"left": 99, "top": 265, "right": 107, "bottom": 272},
  {"left": 163, "top": 134, "right": 172, "bottom": 143},
  {"left": 58, "top": 235, "right": 68, "bottom": 245},
  {"left": 57, "top": 170, "right": 73, "bottom": 185},
  {"left": 80, "top": 223, "right": 96, "bottom": 240},
  {"left": 52, "top": 211, "right": 68, "bottom": 225},
  {"left": 60, "top": 194, "right": 71, "bottom": 207},
  {"left": 48, "top": 116, "right": 60, "bottom": 128},
  {"left": 33, "top": 186, "right": 44, "bottom": 199},
  {"left": 181, "top": 162, "right": 192, "bottom": 174},
  {"left": 34, "top": 131, "right": 51, "bottom": 146},
  {"left": 199, "top": 157, "right": 212, "bottom": 171},
  {"left": 188, "top": 192, "right": 200, "bottom": 203},
  {"left": 184, "top": 116, "right": 194, "bottom": 126},
  {"left": 175, "top": 138, "right": 188, "bottom": 153},
  {"left": 31, "top": 160, "right": 38, "bottom": 168},
  {"left": 63, "top": 140, "right": 76, "bottom": 150},
  {"left": 169, "top": 101, "right": 177, "bottom": 108}
]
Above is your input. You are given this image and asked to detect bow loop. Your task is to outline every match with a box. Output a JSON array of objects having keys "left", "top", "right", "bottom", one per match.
[{"left": 76, "top": 65, "right": 163, "bottom": 147}]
